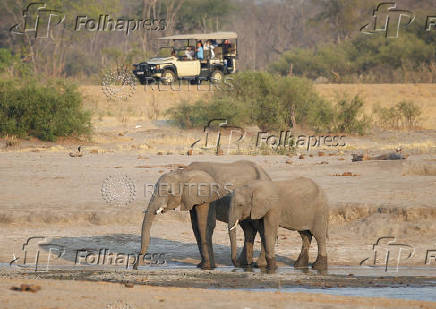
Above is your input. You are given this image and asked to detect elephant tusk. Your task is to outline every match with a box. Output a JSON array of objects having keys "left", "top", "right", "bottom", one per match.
[
  {"left": 229, "top": 219, "right": 239, "bottom": 231},
  {"left": 155, "top": 207, "right": 165, "bottom": 215}
]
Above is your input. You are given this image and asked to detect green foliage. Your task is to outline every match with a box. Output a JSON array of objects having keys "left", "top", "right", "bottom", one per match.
[
  {"left": 311, "top": 0, "right": 373, "bottom": 43},
  {"left": 270, "top": 29, "right": 436, "bottom": 83},
  {"left": 175, "top": 0, "right": 233, "bottom": 32},
  {"left": 64, "top": 52, "right": 98, "bottom": 77},
  {"left": 0, "top": 48, "right": 32, "bottom": 77},
  {"left": 373, "top": 101, "right": 422, "bottom": 129},
  {"left": 166, "top": 96, "right": 248, "bottom": 129},
  {"left": 397, "top": 101, "right": 422, "bottom": 128},
  {"left": 333, "top": 95, "right": 370, "bottom": 135},
  {"left": 0, "top": 48, "right": 15, "bottom": 73},
  {"left": 168, "top": 72, "right": 367, "bottom": 134},
  {"left": 0, "top": 78, "right": 91, "bottom": 141}
]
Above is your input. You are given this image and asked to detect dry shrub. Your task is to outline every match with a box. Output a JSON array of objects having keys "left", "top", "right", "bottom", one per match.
[
  {"left": 4, "top": 135, "right": 19, "bottom": 148},
  {"left": 402, "top": 161, "right": 436, "bottom": 176}
]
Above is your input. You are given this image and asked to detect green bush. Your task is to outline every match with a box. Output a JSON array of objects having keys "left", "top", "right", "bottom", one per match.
[
  {"left": 333, "top": 95, "right": 370, "bottom": 135},
  {"left": 0, "top": 78, "right": 92, "bottom": 141},
  {"left": 167, "top": 96, "right": 249, "bottom": 129},
  {"left": 168, "top": 72, "right": 367, "bottom": 134},
  {"left": 0, "top": 48, "right": 32, "bottom": 77},
  {"left": 373, "top": 101, "right": 421, "bottom": 129}
]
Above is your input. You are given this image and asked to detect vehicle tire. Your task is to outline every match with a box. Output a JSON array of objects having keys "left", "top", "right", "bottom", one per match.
[
  {"left": 210, "top": 70, "right": 224, "bottom": 84},
  {"left": 161, "top": 69, "right": 176, "bottom": 85}
]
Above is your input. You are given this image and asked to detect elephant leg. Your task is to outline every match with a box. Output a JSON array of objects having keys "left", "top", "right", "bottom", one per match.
[
  {"left": 294, "top": 230, "right": 312, "bottom": 268},
  {"left": 195, "top": 203, "right": 214, "bottom": 270},
  {"left": 251, "top": 221, "right": 267, "bottom": 268},
  {"left": 312, "top": 229, "right": 328, "bottom": 271},
  {"left": 236, "top": 221, "right": 256, "bottom": 267},
  {"left": 259, "top": 216, "right": 278, "bottom": 273},
  {"left": 206, "top": 202, "right": 217, "bottom": 268},
  {"left": 189, "top": 209, "right": 204, "bottom": 268}
]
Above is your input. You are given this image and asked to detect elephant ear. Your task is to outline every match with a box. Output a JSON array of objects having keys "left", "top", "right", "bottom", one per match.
[
  {"left": 180, "top": 170, "right": 218, "bottom": 211},
  {"left": 250, "top": 185, "right": 279, "bottom": 219}
]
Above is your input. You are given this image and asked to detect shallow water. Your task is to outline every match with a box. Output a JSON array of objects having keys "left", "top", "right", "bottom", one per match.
[
  {"left": 217, "top": 265, "right": 436, "bottom": 277},
  {"left": 2, "top": 262, "right": 436, "bottom": 277},
  {"left": 2, "top": 262, "right": 435, "bottom": 301}
]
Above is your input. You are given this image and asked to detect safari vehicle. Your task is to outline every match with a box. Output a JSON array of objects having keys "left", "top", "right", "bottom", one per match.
[{"left": 132, "top": 32, "right": 237, "bottom": 84}]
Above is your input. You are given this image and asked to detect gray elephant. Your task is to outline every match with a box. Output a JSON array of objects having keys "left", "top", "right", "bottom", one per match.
[
  {"left": 133, "top": 160, "right": 272, "bottom": 270},
  {"left": 228, "top": 177, "right": 329, "bottom": 271}
]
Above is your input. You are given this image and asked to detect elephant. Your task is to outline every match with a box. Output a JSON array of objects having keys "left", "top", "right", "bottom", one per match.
[
  {"left": 228, "top": 177, "right": 329, "bottom": 272},
  {"left": 133, "top": 160, "right": 272, "bottom": 270}
]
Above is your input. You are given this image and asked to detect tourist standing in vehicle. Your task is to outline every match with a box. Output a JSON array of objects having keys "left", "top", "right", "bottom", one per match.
[
  {"left": 196, "top": 42, "right": 204, "bottom": 60},
  {"left": 184, "top": 46, "right": 194, "bottom": 60},
  {"left": 204, "top": 40, "right": 215, "bottom": 59}
]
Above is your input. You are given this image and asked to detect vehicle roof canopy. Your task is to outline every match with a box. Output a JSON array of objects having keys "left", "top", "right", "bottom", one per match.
[{"left": 159, "top": 32, "right": 237, "bottom": 40}]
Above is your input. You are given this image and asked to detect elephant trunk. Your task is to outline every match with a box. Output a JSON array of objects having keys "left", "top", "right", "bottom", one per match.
[
  {"left": 133, "top": 207, "right": 157, "bottom": 269},
  {"left": 228, "top": 217, "right": 239, "bottom": 266}
]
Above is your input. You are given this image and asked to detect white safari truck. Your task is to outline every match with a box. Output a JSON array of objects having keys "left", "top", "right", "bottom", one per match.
[{"left": 132, "top": 32, "right": 237, "bottom": 84}]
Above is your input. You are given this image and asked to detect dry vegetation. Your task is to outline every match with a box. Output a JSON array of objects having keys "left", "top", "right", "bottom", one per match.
[
  {"left": 81, "top": 83, "right": 436, "bottom": 130},
  {"left": 315, "top": 84, "right": 436, "bottom": 129}
]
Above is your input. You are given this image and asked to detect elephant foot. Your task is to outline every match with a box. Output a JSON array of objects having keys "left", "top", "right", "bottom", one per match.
[
  {"left": 294, "top": 253, "right": 309, "bottom": 268},
  {"left": 201, "top": 263, "right": 215, "bottom": 270},
  {"left": 253, "top": 256, "right": 267, "bottom": 268},
  {"left": 312, "top": 255, "right": 328, "bottom": 271},
  {"left": 266, "top": 257, "right": 277, "bottom": 274},
  {"left": 198, "top": 261, "right": 216, "bottom": 270},
  {"left": 235, "top": 259, "right": 253, "bottom": 268}
]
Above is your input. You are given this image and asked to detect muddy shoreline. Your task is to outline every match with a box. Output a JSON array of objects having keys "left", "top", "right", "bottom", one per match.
[{"left": 2, "top": 267, "right": 436, "bottom": 290}]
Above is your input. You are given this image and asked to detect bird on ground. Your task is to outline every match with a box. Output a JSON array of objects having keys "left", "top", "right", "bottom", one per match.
[{"left": 69, "top": 146, "right": 83, "bottom": 157}]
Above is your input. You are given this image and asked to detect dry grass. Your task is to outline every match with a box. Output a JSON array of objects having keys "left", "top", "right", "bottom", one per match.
[
  {"left": 80, "top": 84, "right": 212, "bottom": 121},
  {"left": 80, "top": 84, "right": 436, "bottom": 130},
  {"left": 315, "top": 84, "right": 436, "bottom": 129},
  {"left": 402, "top": 160, "right": 436, "bottom": 176},
  {"left": 4, "top": 135, "right": 20, "bottom": 148}
]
